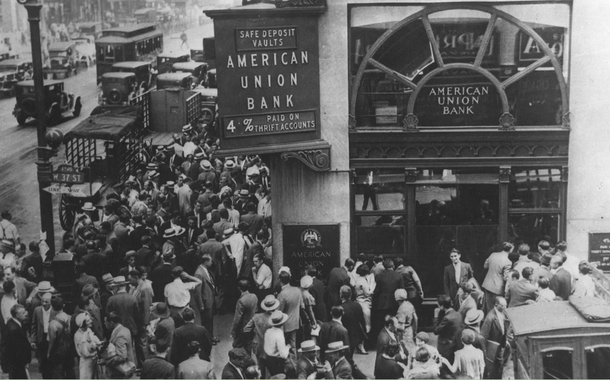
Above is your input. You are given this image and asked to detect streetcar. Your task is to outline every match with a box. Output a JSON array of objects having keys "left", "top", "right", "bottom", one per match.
[{"left": 95, "top": 23, "right": 163, "bottom": 83}]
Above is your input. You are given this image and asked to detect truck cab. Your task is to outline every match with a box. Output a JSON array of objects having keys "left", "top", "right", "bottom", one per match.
[
  {"left": 112, "top": 61, "right": 154, "bottom": 91},
  {"left": 156, "top": 72, "right": 194, "bottom": 90},
  {"left": 172, "top": 61, "right": 208, "bottom": 87},
  {"left": 45, "top": 42, "right": 78, "bottom": 79},
  {"left": 157, "top": 52, "right": 190, "bottom": 74},
  {"left": 99, "top": 72, "right": 138, "bottom": 105},
  {"left": 0, "top": 59, "right": 33, "bottom": 97}
]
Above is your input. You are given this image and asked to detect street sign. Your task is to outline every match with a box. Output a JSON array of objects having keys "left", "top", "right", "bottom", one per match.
[
  {"left": 52, "top": 164, "right": 84, "bottom": 184},
  {"left": 43, "top": 182, "right": 102, "bottom": 197}
]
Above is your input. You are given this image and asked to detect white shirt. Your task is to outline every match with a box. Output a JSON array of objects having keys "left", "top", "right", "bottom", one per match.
[
  {"left": 254, "top": 263, "right": 272, "bottom": 289},
  {"left": 43, "top": 307, "right": 52, "bottom": 333},
  {"left": 182, "top": 142, "right": 197, "bottom": 158},
  {"left": 264, "top": 326, "right": 290, "bottom": 359},
  {"left": 223, "top": 233, "right": 246, "bottom": 275},
  {"left": 164, "top": 278, "right": 198, "bottom": 308},
  {"left": 454, "top": 263, "right": 461, "bottom": 284},
  {"left": 496, "top": 310, "right": 505, "bottom": 334}
]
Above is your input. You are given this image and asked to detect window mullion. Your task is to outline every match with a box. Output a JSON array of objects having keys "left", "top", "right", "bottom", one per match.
[{"left": 421, "top": 14, "right": 444, "bottom": 68}]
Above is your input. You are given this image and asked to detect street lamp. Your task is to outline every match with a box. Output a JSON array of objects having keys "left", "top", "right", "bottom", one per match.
[{"left": 17, "top": 0, "right": 56, "bottom": 257}]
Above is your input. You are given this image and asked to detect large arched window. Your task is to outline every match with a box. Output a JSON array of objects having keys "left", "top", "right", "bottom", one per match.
[{"left": 349, "top": 4, "right": 569, "bottom": 130}]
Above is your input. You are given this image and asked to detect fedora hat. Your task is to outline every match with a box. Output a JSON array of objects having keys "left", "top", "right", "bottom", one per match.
[
  {"left": 111, "top": 276, "right": 129, "bottom": 287},
  {"left": 269, "top": 310, "right": 289, "bottom": 327},
  {"left": 37, "top": 281, "right": 55, "bottom": 294},
  {"left": 182, "top": 124, "right": 193, "bottom": 132},
  {"left": 0, "top": 240, "right": 14, "bottom": 250},
  {"left": 238, "top": 189, "right": 250, "bottom": 197},
  {"left": 162, "top": 251, "right": 176, "bottom": 261},
  {"left": 237, "top": 221, "right": 249, "bottom": 233},
  {"left": 81, "top": 284, "right": 98, "bottom": 299},
  {"left": 224, "top": 160, "right": 235, "bottom": 170},
  {"left": 300, "top": 275, "right": 313, "bottom": 290},
  {"left": 298, "top": 340, "right": 320, "bottom": 353},
  {"left": 81, "top": 202, "right": 96, "bottom": 212},
  {"left": 163, "top": 228, "right": 177, "bottom": 239},
  {"left": 102, "top": 273, "right": 114, "bottom": 285},
  {"left": 541, "top": 252, "right": 553, "bottom": 266},
  {"left": 223, "top": 228, "right": 234, "bottom": 238},
  {"left": 261, "top": 295, "right": 280, "bottom": 311},
  {"left": 200, "top": 160, "right": 212, "bottom": 170},
  {"left": 151, "top": 302, "right": 170, "bottom": 319},
  {"left": 465, "top": 309, "right": 484, "bottom": 326},
  {"left": 325, "top": 341, "right": 349, "bottom": 354}
]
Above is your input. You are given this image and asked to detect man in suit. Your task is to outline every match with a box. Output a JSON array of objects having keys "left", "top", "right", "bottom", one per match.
[
  {"left": 482, "top": 242, "right": 513, "bottom": 313},
  {"left": 128, "top": 269, "right": 153, "bottom": 367},
  {"left": 221, "top": 347, "right": 249, "bottom": 379},
  {"left": 507, "top": 267, "right": 539, "bottom": 307},
  {"left": 307, "top": 266, "right": 327, "bottom": 322},
  {"left": 3, "top": 266, "right": 36, "bottom": 306},
  {"left": 277, "top": 271, "right": 302, "bottom": 352},
  {"left": 550, "top": 253, "right": 572, "bottom": 300},
  {"left": 297, "top": 340, "right": 324, "bottom": 380},
  {"left": 532, "top": 252, "right": 554, "bottom": 283},
  {"left": 373, "top": 258, "right": 404, "bottom": 338},
  {"left": 136, "top": 235, "right": 158, "bottom": 272},
  {"left": 185, "top": 216, "right": 203, "bottom": 248},
  {"left": 434, "top": 294, "right": 463, "bottom": 363},
  {"left": 149, "top": 253, "right": 175, "bottom": 302},
  {"left": 376, "top": 315, "right": 402, "bottom": 361},
  {"left": 443, "top": 248, "right": 474, "bottom": 304},
  {"left": 324, "top": 342, "right": 352, "bottom": 380},
  {"left": 119, "top": 251, "right": 142, "bottom": 279},
  {"left": 243, "top": 295, "right": 278, "bottom": 371},
  {"left": 317, "top": 306, "right": 350, "bottom": 362},
  {"left": 195, "top": 254, "right": 218, "bottom": 342},
  {"left": 231, "top": 279, "right": 258, "bottom": 349},
  {"left": 326, "top": 260, "right": 353, "bottom": 312},
  {"left": 240, "top": 202, "right": 264, "bottom": 236},
  {"left": 103, "top": 311, "right": 136, "bottom": 379},
  {"left": 74, "top": 263, "right": 99, "bottom": 306},
  {"left": 1, "top": 304, "right": 31, "bottom": 379},
  {"left": 30, "top": 292, "right": 56, "bottom": 378},
  {"left": 374, "top": 342, "right": 404, "bottom": 380},
  {"left": 339, "top": 285, "right": 366, "bottom": 357},
  {"left": 171, "top": 308, "right": 213, "bottom": 366},
  {"left": 106, "top": 276, "right": 141, "bottom": 343},
  {"left": 481, "top": 296, "right": 513, "bottom": 379}
]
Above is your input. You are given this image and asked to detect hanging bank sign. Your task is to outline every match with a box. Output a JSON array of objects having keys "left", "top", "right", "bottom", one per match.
[{"left": 208, "top": 11, "right": 321, "bottom": 149}]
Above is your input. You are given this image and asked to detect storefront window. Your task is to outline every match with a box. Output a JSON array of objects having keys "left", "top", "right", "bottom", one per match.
[
  {"left": 354, "top": 169, "right": 405, "bottom": 211},
  {"left": 350, "top": 3, "right": 570, "bottom": 129},
  {"left": 586, "top": 345, "right": 610, "bottom": 379},
  {"left": 509, "top": 168, "right": 561, "bottom": 209},
  {"left": 355, "top": 215, "right": 406, "bottom": 256},
  {"left": 510, "top": 213, "right": 559, "bottom": 249}
]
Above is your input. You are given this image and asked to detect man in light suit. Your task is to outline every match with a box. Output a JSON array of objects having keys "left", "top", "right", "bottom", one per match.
[
  {"left": 506, "top": 267, "right": 539, "bottom": 307},
  {"left": 277, "top": 271, "right": 302, "bottom": 352},
  {"left": 230, "top": 279, "right": 258, "bottom": 349},
  {"left": 195, "top": 254, "right": 218, "bottom": 342},
  {"left": 481, "top": 296, "right": 513, "bottom": 379},
  {"left": 482, "top": 242, "right": 513, "bottom": 313},
  {"left": 550, "top": 253, "right": 572, "bottom": 300},
  {"left": 443, "top": 248, "right": 474, "bottom": 304},
  {"left": 104, "top": 311, "right": 136, "bottom": 379},
  {"left": 30, "top": 292, "right": 56, "bottom": 379}
]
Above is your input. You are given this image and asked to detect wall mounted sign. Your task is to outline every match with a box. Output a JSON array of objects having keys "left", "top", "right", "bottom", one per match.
[
  {"left": 589, "top": 232, "right": 610, "bottom": 272},
  {"left": 211, "top": 13, "right": 321, "bottom": 149},
  {"left": 283, "top": 224, "right": 340, "bottom": 281},
  {"left": 432, "top": 21, "right": 499, "bottom": 65},
  {"left": 517, "top": 27, "right": 565, "bottom": 67}
]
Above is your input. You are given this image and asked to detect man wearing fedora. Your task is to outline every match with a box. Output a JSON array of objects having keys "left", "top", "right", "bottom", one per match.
[
  {"left": 171, "top": 308, "right": 213, "bottom": 366},
  {"left": 74, "top": 262, "right": 99, "bottom": 301},
  {"left": 452, "top": 309, "right": 487, "bottom": 357},
  {"left": 296, "top": 340, "right": 328, "bottom": 380},
  {"left": 195, "top": 254, "right": 219, "bottom": 343},
  {"left": 231, "top": 279, "right": 258, "bottom": 349},
  {"left": 244, "top": 294, "right": 279, "bottom": 373},
  {"left": 324, "top": 341, "right": 352, "bottom": 379},
  {"left": 150, "top": 302, "right": 175, "bottom": 351},
  {"left": 79, "top": 284, "right": 104, "bottom": 339},
  {"left": 150, "top": 252, "right": 176, "bottom": 303},
  {"left": 263, "top": 310, "right": 291, "bottom": 376},
  {"left": 106, "top": 276, "right": 141, "bottom": 357}
]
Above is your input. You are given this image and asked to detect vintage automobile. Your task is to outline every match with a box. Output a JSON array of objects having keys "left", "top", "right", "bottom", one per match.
[
  {"left": 207, "top": 68, "right": 217, "bottom": 88},
  {"left": 0, "top": 59, "right": 33, "bottom": 97},
  {"left": 44, "top": 42, "right": 78, "bottom": 79},
  {"left": 506, "top": 299, "right": 610, "bottom": 379},
  {"left": 172, "top": 61, "right": 208, "bottom": 87},
  {"left": 135, "top": 8, "right": 157, "bottom": 23},
  {"left": 13, "top": 80, "right": 82, "bottom": 125},
  {"left": 77, "top": 22, "right": 103, "bottom": 39},
  {"left": 111, "top": 61, "right": 154, "bottom": 91},
  {"left": 157, "top": 51, "right": 190, "bottom": 74},
  {"left": 72, "top": 36, "right": 96, "bottom": 68},
  {"left": 99, "top": 72, "right": 138, "bottom": 105},
  {"left": 156, "top": 72, "right": 194, "bottom": 90},
  {"left": 192, "top": 86, "right": 218, "bottom": 127}
]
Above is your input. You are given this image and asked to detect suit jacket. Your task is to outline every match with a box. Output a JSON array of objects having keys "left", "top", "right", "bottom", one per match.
[
  {"left": 319, "top": 320, "right": 349, "bottom": 362},
  {"left": 443, "top": 262, "right": 474, "bottom": 301},
  {"left": 13, "top": 277, "right": 36, "bottom": 306},
  {"left": 532, "top": 266, "right": 553, "bottom": 283},
  {"left": 373, "top": 269, "right": 405, "bottom": 311},
  {"left": 326, "top": 267, "right": 351, "bottom": 309},
  {"left": 185, "top": 227, "right": 203, "bottom": 248},
  {"left": 340, "top": 300, "right": 366, "bottom": 350},
  {"left": 106, "top": 324, "right": 135, "bottom": 378},
  {"left": 482, "top": 251, "right": 511, "bottom": 295},
  {"left": 231, "top": 291, "right": 258, "bottom": 338},
  {"left": 243, "top": 312, "right": 273, "bottom": 359},
  {"left": 278, "top": 284, "right": 302, "bottom": 332},
  {"left": 74, "top": 273, "right": 99, "bottom": 300},
  {"left": 30, "top": 306, "right": 58, "bottom": 344},
  {"left": 550, "top": 267, "right": 572, "bottom": 300},
  {"left": 171, "top": 322, "right": 213, "bottom": 366},
  {"left": 106, "top": 291, "right": 141, "bottom": 337},
  {"left": 194, "top": 265, "right": 216, "bottom": 311},
  {"left": 310, "top": 277, "right": 327, "bottom": 322},
  {"left": 240, "top": 212, "right": 264, "bottom": 236},
  {"left": 375, "top": 354, "right": 404, "bottom": 379},
  {"left": 221, "top": 362, "right": 244, "bottom": 379},
  {"left": 507, "top": 280, "right": 539, "bottom": 307},
  {"left": 1, "top": 319, "right": 31, "bottom": 371},
  {"left": 481, "top": 308, "right": 513, "bottom": 347},
  {"left": 332, "top": 357, "right": 352, "bottom": 380},
  {"left": 376, "top": 327, "right": 398, "bottom": 360},
  {"left": 150, "top": 263, "right": 175, "bottom": 303},
  {"left": 434, "top": 308, "right": 463, "bottom": 361},
  {"left": 297, "top": 356, "right": 318, "bottom": 380}
]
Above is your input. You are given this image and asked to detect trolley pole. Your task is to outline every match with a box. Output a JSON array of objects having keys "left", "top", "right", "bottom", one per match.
[{"left": 21, "top": 1, "right": 56, "bottom": 257}]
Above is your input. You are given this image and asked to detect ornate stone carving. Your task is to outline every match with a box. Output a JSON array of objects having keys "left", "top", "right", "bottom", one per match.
[
  {"left": 562, "top": 112, "right": 570, "bottom": 130},
  {"left": 405, "top": 168, "right": 418, "bottom": 183},
  {"left": 403, "top": 113, "right": 419, "bottom": 131},
  {"left": 348, "top": 114, "right": 357, "bottom": 132},
  {"left": 275, "top": 0, "right": 326, "bottom": 7},
  {"left": 499, "top": 166, "right": 511, "bottom": 183},
  {"left": 281, "top": 148, "right": 330, "bottom": 172},
  {"left": 499, "top": 112, "right": 515, "bottom": 130}
]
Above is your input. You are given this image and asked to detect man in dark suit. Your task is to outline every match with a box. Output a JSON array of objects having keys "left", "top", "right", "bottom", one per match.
[
  {"left": 231, "top": 279, "right": 258, "bottom": 349},
  {"left": 317, "top": 306, "right": 349, "bottom": 362},
  {"left": 221, "top": 347, "right": 249, "bottom": 379},
  {"left": 373, "top": 259, "right": 404, "bottom": 338},
  {"left": 30, "top": 292, "right": 57, "bottom": 378},
  {"left": 506, "top": 267, "right": 539, "bottom": 307},
  {"left": 185, "top": 216, "right": 203, "bottom": 248},
  {"left": 74, "top": 263, "right": 99, "bottom": 304},
  {"left": 443, "top": 248, "right": 474, "bottom": 304},
  {"left": 119, "top": 251, "right": 142, "bottom": 279},
  {"left": 149, "top": 253, "right": 175, "bottom": 302},
  {"left": 105, "top": 276, "right": 141, "bottom": 341},
  {"left": 339, "top": 285, "right": 366, "bottom": 356},
  {"left": 307, "top": 266, "right": 327, "bottom": 322},
  {"left": 550, "top": 253, "right": 572, "bottom": 300},
  {"left": 326, "top": 259, "right": 353, "bottom": 311},
  {"left": 1, "top": 304, "right": 31, "bottom": 379},
  {"left": 325, "top": 342, "right": 352, "bottom": 380},
  {"left": 481, "top": 296, "right": 513, "bottom": 379},
  {"left": 374, "top": 342, "right": 404, "bottom": 379},
  {"left": 376, "top": 315, "right": 399, "bottom": 360},
  {"left": 195, "top": 254, "right": 218, "bottom": 341},
  {"left": 434, "top": 294, "right": 463, "bottom": 362},
  {"left": 296, "top": 340, "right": 323, "bottom": 380},
  {"left": 171, "top": 308, "right": 213, "bottom": 366},
  {"left": 136, "top": 235, "right": 158, "bottom": 272}
]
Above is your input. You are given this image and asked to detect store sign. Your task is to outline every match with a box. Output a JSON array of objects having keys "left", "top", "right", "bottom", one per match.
[
  {"left": 589, "top": 232, "right": 610, "bottom": 272},
  {"left": 517, "top": 27, "right": 565, "bottom": 67},
  {"left": 283, "top": 224, "right": 340, "bottom": 281},
  {"left": 213, "top": 15, "right": 321, "bottom": 148},
  {"left": 432, "top": 21, "right": 498, "bottom": 64},
  {"left": 52, "top": 164, "right": 84, "bottom": 184}
]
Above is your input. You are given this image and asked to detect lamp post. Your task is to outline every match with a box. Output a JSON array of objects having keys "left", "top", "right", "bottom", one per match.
[{"left": 17, "top": 0, "right": 56, "bottom": 257}]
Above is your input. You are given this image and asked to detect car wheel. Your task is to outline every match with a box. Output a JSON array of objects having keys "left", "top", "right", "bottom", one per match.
[{"left": 49, "top": 104, "right": 61, "bottom": 125}]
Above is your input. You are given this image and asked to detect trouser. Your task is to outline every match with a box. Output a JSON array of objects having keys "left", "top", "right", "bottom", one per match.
[
  {"left": 202, "top": 305, "right": 214, "bottom": 337},
  {"left": 38, "top": 336, "right": 52, "bottom": 379},
  {"left": 135, "top": 332, "right": 148, "bottom": 368},
  {"left": 265, "top": 356, "right": 285, "bottom": 376},
  {"left": 483, "top": 289, "right": 499, "bottom": 314},
  {"left": 50, "top": 355, "right": 66, "bottom": 379},
  {"left": 8, "top": 366, "right": 27, "bottom": 379},
  {"left": 169, "top": 305, "right": 186, "bottom": 328},
  {"left": 362, "top": 185, "right": 379, "bottom": 210}
]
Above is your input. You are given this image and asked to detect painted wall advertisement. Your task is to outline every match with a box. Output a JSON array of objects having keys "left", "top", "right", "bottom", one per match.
[
  {"left": 283, "top": 224, "right": 340, "bottom": 281},
  {"left": 213, "top": 16, "right": 321, "bottom": 148},
  {"left": 589, "top": 232, "right": 610, "bottom": 272}
]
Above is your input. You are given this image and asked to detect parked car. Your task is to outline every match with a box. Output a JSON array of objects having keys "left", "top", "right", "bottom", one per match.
[
  {"left": 44, "top": 42, "right": 78, "bottom": 79},
  {"left": 99, "top": 72, "right": 138, "bottom": 105},
  {"left": 157, "top": 51, "right": 190, "bottom": 74},
  {"left": 13, "top": 80, "right": 82, "bottom": 125},
  {"left": 0, "top": 58, "right": 33, "bottom": 97}
]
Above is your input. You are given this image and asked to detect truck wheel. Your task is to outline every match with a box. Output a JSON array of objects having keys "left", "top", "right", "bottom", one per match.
[{"left": 59, "top": 195, "right": 76, "bottom": 231}]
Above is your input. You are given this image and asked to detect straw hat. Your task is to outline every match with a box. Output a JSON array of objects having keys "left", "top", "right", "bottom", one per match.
[
  {"left": 201, "top": 160, "right": 212, "bottom": 170},
  {"left": 223, "top": 228, "right": 234, "bottom": 239},
  {"left": 298, "top": 340, "right": 320, "bottom": 353},
  {"left": 37, "top": 281, "right": 56, "bottom": 294},
  {"left": 110, "top": 276, "right": 129, "bottom": 287},
  {"left": 269, "top": 310, "right": 289, "bottom": 327},
  {"left": 182, "top": 124, "right": 193, "bottom": 132},
  {"left": 325, "top": 341, "right": 349, "bottom": 354},
  {"left": 261, "top": 295, "right": 280, "bottom": 312},
  {"left": 163, "top": 228, "right": 177, "bottom": 239},
  {"left": 81, "top": 202, "right": 96, "bottom": 212},
  {"left": 102, "top": 273, "right": 114, "bottom": 285}
]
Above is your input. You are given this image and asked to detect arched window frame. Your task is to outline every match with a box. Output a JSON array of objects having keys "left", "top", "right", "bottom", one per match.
[{"left": 349, "top": 4, "right": 569, "bottom": 131}]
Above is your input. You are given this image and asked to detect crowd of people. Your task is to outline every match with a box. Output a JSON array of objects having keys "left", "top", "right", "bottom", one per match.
[{"left": 0, "top": 120, "right": 602, "bottom": 379}]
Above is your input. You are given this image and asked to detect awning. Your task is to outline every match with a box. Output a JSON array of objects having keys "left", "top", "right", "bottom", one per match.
[{"left": 215, "top": 139, "right": 331, "bottom": 172}]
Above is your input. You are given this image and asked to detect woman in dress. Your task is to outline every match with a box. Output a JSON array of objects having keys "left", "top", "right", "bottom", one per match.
[
  {"left": 354, "top": 264, "right": 374, "bottom": 353},
  {"left": 572, "top": 261, "right": 598, "bottom": 297},
  {"left": 74, "top": 312, "right": 102, "bottom": 379}
]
